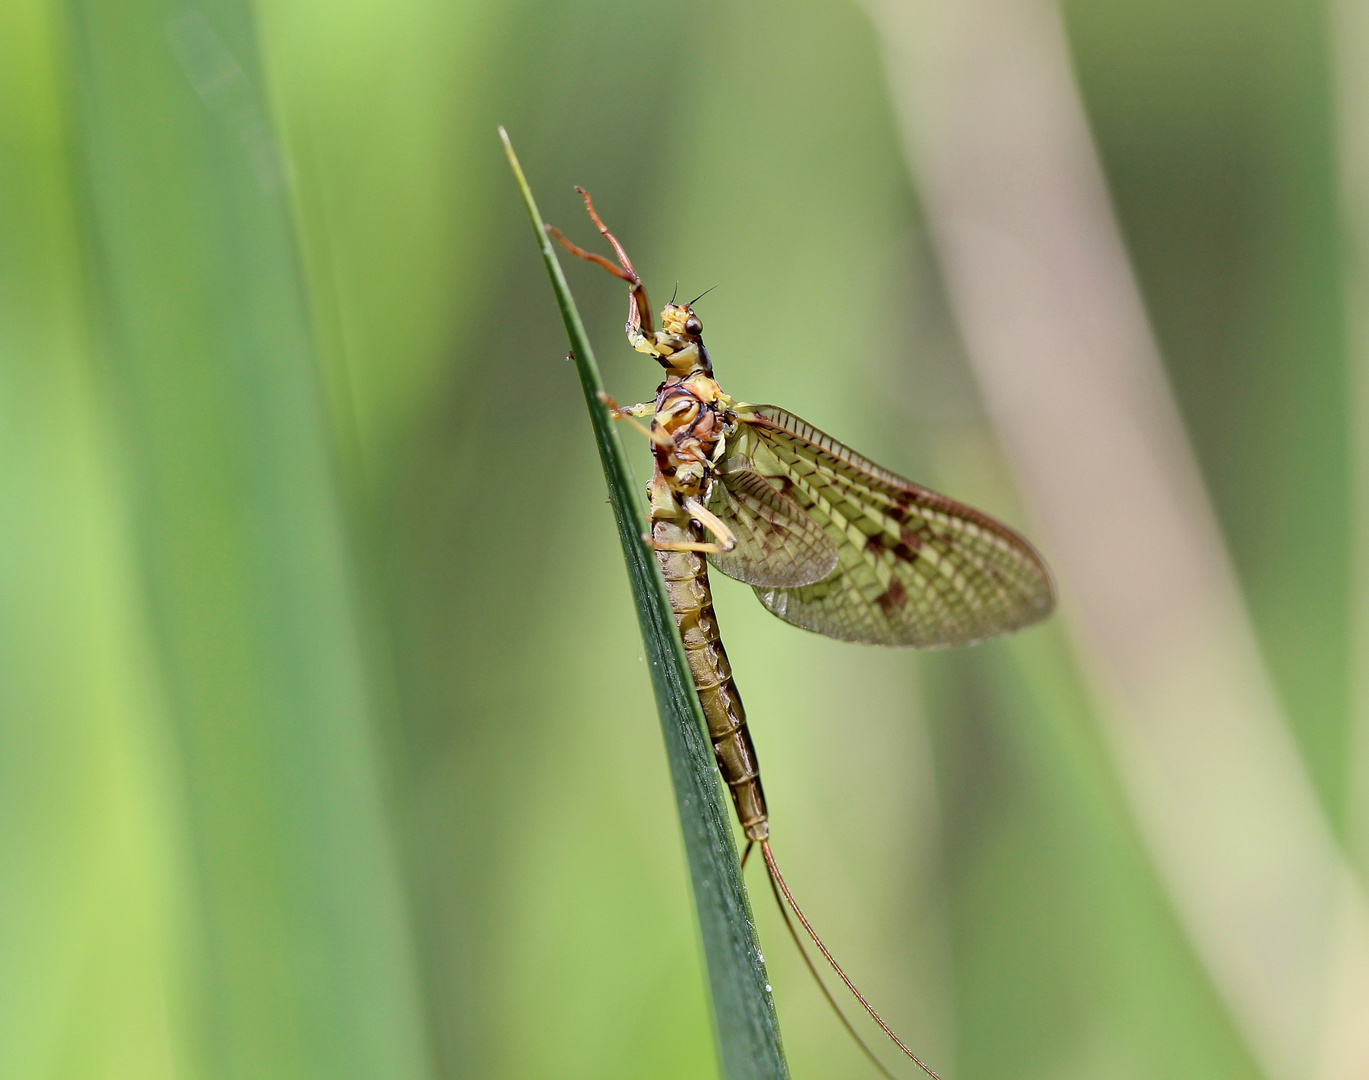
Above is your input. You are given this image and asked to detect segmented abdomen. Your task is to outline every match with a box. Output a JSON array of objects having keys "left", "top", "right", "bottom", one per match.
[{"left": 654, "top": 518, "right": 769, "bottom": 841}]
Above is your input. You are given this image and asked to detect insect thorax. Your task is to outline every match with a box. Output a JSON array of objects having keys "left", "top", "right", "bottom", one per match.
[{"left": 654, "top": 372, "right": 731, "bottom": 499}]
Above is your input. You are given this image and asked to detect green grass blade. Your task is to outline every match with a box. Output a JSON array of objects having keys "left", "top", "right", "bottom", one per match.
[
  {"left": 64, "top": 3, "right": 432, "bottom": 1076},
  {"left": 500, "top": 128, "right": 787, "bottom": 1080}
]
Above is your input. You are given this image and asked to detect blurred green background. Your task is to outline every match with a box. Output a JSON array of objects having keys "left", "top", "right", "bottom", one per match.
[{"left": 2, "top": 0, "right": 1362, "bottom": 1077}]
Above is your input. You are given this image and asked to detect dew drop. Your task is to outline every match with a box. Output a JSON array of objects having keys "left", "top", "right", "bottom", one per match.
[{"left": 764, "top": 984, "right": 772, "bottom": 993}]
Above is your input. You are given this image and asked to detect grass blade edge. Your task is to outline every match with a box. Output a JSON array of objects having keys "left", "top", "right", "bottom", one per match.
[{"left": 499, "top": 127, "right": 788, "bottom": 1080}]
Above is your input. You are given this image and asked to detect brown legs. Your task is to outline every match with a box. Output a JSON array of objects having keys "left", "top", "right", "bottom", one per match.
[{"left": 546, "top": 186, "right": 655, "bottom": 341}]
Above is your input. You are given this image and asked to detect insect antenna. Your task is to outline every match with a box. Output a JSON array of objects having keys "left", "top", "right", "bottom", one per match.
[
  {"left": 760, "top": 840, "right": 943, "bottom": 1080},
  {"left": 687, "top": 283, "right": 719, "bottom": 306},
  {"left": 670, "top": 281, "right": 679, "bottom": 305}
]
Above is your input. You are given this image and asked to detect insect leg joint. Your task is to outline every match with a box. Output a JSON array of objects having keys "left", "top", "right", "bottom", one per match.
[{"left": 597, "top": 392, "right": 671, "bottom": 447}]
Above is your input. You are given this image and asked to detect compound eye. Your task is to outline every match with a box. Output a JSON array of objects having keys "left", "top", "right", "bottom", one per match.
[{"left": 684, "top": 315, "right": 703, "bottom": 336}]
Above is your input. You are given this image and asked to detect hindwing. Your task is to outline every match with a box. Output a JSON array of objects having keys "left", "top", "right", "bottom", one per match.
[{"left": 705, "top": 463, "right": 839, "bottom": 588}]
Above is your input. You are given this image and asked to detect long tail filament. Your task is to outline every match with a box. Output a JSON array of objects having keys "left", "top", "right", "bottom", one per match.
[
  {"left": 758, "top": 853, "right": 904, "bottom": 1080},
  {"left": 756, "top": 839, "right": 943, "bottom": 1080}
]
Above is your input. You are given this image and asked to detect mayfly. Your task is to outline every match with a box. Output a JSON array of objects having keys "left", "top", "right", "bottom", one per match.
[{"left": 549, "top": 188, "right": 1054, "bottom": 1079}]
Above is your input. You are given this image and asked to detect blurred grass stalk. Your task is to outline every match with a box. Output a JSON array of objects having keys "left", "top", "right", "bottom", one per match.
[
  {"left": 864, "top": 0, "right": 1369, "bottom": 1077},
  {"left": 51, "top": 1, "right": 432, "bottom": 1077},
  {"left": 0, "top": 2, "right": 183, "bottom": 1074},
  {"left": 501, "top": 129, "right": 787, "bottom": 1080}
]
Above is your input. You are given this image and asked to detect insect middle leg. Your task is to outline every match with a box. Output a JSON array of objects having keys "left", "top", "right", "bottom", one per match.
[{"left": 596, "top": 391, "right": 672, "bottom": 449}]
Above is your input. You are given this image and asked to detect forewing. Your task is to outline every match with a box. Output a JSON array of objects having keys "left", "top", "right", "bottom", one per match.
[
  {"left": 731, "top": 405, "right": 1055, "bottom": 647},
  {"left": 705, "top": 464, "right": 839, "bottom": 588}
]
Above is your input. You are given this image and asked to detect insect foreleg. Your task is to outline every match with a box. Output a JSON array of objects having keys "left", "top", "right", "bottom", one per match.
[
  {"left": 545, "top": 186, "right": 657, "bottom": 347},
  {"left": 545, "top": 225, "right": 636, "bottom": 284}
]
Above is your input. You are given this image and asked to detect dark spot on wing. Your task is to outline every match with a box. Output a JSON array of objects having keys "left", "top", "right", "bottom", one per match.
[
  {"left": 876, "top": 578, "right": 907, "bottom": 616},
  {"left": 892, "top": 527, "right": 923, "bottom": 562}
]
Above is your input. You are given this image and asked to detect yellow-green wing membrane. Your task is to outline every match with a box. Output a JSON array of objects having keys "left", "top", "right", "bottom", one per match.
[
  {"left": 705, "top": 463, "right": 840, "bottom": 588},
  {"left": 726, "top": 405, "right": 1055, "bottom": 647}
]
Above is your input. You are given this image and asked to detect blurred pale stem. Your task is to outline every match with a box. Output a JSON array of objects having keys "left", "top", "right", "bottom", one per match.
[
  {"left": 1334, "top": 0, "right": 1369, "bottom": 881},
  {"left": 863, "top": 0, "right": 1369, "bottom": 1077},
  {"left": 1330, "top": 3, "right": 1369, "bottom": 1075}
]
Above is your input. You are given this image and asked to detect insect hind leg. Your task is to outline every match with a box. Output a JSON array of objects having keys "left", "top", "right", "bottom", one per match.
[{"left": 644, "top": 497, "right": 738, "bottom": 555}]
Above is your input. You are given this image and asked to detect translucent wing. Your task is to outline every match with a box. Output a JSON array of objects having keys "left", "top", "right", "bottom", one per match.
[
  {"left": 728, "top": 405, "right": 1055, "bottom": 647},
  {"left": 705, "top": 464, "right": 840, "bottom": 588}
]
